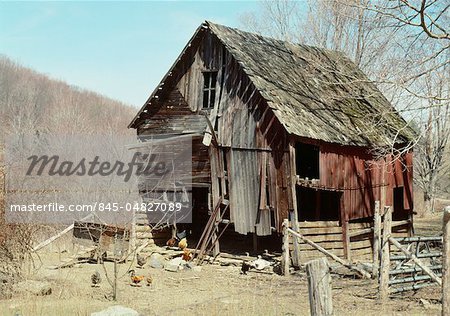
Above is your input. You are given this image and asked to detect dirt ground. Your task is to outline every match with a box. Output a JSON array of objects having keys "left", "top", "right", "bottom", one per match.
[{"left": 0, "top": 214, "right": 446, "bottom": 316}]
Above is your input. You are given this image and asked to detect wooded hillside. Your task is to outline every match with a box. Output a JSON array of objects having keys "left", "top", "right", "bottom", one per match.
[{"left": 0, "top": 55, "right": 135, "bottom": 140}]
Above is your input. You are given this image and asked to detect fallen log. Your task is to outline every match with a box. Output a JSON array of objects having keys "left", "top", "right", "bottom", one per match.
[
  {"left": 287, "top": 228, "right": 371, "bottom": 279},
  {"left": 33, "top": 214, "right": 93, "bottom": 252}
]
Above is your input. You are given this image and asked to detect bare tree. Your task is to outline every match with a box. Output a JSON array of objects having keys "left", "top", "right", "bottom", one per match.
[
  {"left": 415, "top": 62, "right": 450, "bottom": 213},
  {"left": 365, "top": 0, "right": 450, "bottom": 41}
]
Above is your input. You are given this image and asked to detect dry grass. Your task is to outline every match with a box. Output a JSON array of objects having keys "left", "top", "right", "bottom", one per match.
[
  {"left": 0, "top": 188, "right": 447, "bottom": 315},
  {"left": 0, "top": 245, "right": 442, "bottom": 316}
]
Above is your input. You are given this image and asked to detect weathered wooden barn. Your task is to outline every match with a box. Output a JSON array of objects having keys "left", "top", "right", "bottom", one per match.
[{"left": 129, "top": 21, "right": 415, "bottom": 262}]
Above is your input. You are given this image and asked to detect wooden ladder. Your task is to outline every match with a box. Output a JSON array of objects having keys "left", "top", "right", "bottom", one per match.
[{"left": 193, "top": 196, "right": 230, "bottom": 263}]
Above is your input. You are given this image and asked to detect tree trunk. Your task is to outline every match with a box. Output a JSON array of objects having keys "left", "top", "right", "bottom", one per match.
[{"left": 424, "top": 191, "right": 435, "bottom": 215}]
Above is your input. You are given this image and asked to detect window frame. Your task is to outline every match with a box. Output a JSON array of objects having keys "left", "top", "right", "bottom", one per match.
[{"left": 202, "top": 70, "right": 218, "bottom": 109}]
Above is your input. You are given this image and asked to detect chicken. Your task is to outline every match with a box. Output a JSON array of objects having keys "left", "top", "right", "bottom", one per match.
[
  {"left": 146, "top": 274, "right": 153, "bottom": 287},
  {"left": 182, "top": 248, "right": 192, "bottom": 262},
  {"left": 91, "top": 270, "right": 101, "bottom": 287},
  {"left": 253, "top": 255, "right": 271, "bottom": 270},
  {"left": 178, "top": 237, "right": 187, "bottom": 250},
  {"left": 136, "top": 253, "right": 146, "bottom": 268},
  {"left": 129, "top": 270, "right": 145, "bottom": 286},
  {"left": 241, "top": 261, "right": 254, "bottom": 275},
  {"left": 166, "top": 237, "right": 178, "bottom": 247}
]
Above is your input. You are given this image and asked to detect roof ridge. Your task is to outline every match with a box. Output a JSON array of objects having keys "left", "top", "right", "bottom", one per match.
[{"left": 204, "top": 20, "right": 345, "bottom": 58}]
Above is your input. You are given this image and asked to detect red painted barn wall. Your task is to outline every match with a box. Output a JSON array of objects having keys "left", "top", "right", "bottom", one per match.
[{"left": 319, "top": 142, "right": 413, "bottom": 221}]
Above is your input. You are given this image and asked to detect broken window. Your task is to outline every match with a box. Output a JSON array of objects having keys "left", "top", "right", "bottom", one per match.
[
  {"left": 393, "top": 186, "right": 408, "bottom": 220},
  {"left": 295, "top": 143, "right": 320, "bottom": 179},
  {"left": 202, "top": 71, "right": 217, "bottom": 109}
]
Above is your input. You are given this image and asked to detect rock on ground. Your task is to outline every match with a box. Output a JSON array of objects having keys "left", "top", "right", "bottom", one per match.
[
  {"left": 14, "top": 280, "right": 52, "bottom": 296},
  {"left": 165, "top": 257, "right": 183, "bottom": 272},
  {"left": 149, "top": 253, "right": 165, "bottom": 269},
  {"left": 91, "top": 305, "right": 140, "bottom": 316}
]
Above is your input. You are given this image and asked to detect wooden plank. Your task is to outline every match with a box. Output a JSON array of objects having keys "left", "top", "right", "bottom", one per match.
[
  {"left": 297, "top": 242, "right": 345, "bottom": 251},
  {"left": 135, "top": 225, "right": 152, "bottom": 233},
  {"left": 290, "top": 233, "right": 343, "bottom": 243},
  {"left": 282, "top": 219, "right": 290, "bottom": 276},
  {"left": 349, "top": 227, "right": 373, "bottom": 238},
  {"left": 391, "top": 220, "right": 410, "bottom": 228},
  {"left": 287, "top": 228, "right": 371, "bottom": 279},
  {"left": 136, "top": 232, "right": 153, "bottom": 239},
  {"left": 34, "top": 224, "right": 75, "bottom": 252},
  {"left": 291, "top": 239, "right": 344, "bottom": 248},
  {"left": 298, "top": 249, "right": 372, "bottom": 262},
  {"left": 298, "top": 227, "right": 343, "bottom": 235},
  {"left": 33, "top": 214, "right": 93, "bottom": 252},
  {"left": 352, "top": 248, "right": 373, "bottom": 257},
  {"left": 349, "top": 222, "right": 373, "bottom": 230},
  {"left": 350, "top": 239, "right": 372, "bottom": 250},
  {"left": 298, "top": 221, "right": 340, "bottom": 228},
  {"left": 289, "top": 139, "right": 300, "bottom": 267},
  {"left": 391, "top": 232, "right": 409, "bottom": 238},
  {"left": 348, "top": 220, "right": 410, "bottom": 239},
  {"left": 394, "top": 236, "right": 442, "bottom": 242},
  {"left": 295, "top": 248, "right": 345, "bottom": 256}
]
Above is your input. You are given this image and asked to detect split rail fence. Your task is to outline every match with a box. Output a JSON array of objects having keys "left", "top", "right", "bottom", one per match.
[
  {"left": 378, "top": 206, "right": 443, "bottom": 299},
  {"left": 282, "top": 205, "right": 450, "bottom": 314}
]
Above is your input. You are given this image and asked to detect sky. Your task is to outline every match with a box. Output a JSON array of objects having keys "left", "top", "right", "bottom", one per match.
[{"left": 0, "top": 1, "right": 263, "bottom": 107}]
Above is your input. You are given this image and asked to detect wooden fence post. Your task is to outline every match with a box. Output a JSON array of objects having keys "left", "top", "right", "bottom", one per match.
[
  {"left": 342, "top": 220, "right": 351, "bottom": 261},
  {"left": 282, "top": 219, "right": 290, "bottom": 276},
  {"left": 379, "top": 206, "right": 392, "bottom": 300},
  {"left": 442, "top": 206, "right": 450, "bottom": 316},
  {"left": 372, "top": 201, "right": 381, "bottom": 278},
  {"left": 306, "top": 257, "right": 333, "bottom": 316},
  {"left": 130, "top": 208, "right": 136, "bottom": 259},
  {"left": 339, "top": 194, "right": 351, "bottom": 261}
]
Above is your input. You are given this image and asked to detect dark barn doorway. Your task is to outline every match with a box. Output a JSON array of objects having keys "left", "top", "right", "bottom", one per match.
[
  {"left": 297, "top": 187, "right": 341, "bottom": 221},
  {"left": 295, "top": 143, "right": 320, "bottom": 179}
]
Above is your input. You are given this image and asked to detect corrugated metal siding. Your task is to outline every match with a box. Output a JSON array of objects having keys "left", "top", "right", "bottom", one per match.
[{"left": 228, "top": 150, "right": 259, "bottom": 234}]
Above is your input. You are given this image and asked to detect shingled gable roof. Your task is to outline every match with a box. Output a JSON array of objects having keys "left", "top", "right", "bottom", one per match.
[{"left": 129, "top": 21, "right": 415, "bottom": 147}]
